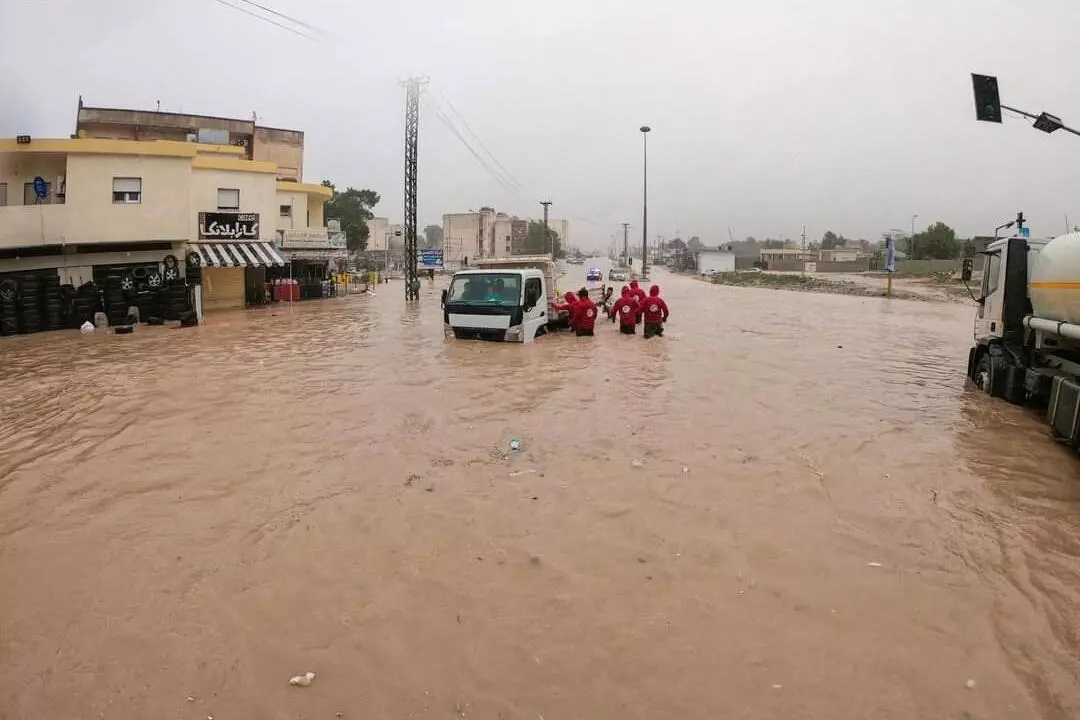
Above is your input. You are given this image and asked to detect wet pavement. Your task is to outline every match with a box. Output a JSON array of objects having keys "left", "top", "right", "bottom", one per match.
[{"left": 1, "top": 265, "right": 1078, "bottom": 719}]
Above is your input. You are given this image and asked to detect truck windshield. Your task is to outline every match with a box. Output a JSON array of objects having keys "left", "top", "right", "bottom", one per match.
[{"left": 448, "top": 273, "right": 522, "bottom": 307}]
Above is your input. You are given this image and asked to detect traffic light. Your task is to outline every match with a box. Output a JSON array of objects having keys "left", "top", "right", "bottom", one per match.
[{"left": 972, "top": 74, "right": 1002, "bottom": 123}]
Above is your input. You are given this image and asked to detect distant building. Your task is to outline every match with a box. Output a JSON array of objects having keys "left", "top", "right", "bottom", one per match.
[
  {"left": 760, "top": 247, "right": 813, "bottom": 262},
  {"left": 442, "top": 207, "right": 568, "bottom": 266},
  {"left": 819, "top": 248, "right": 860, "bottom": 262}
]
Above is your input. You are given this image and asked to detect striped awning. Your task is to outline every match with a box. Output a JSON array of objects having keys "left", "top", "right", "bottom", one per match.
[{"left": 190, "top": 242, "right": 286, "bottom": 268}]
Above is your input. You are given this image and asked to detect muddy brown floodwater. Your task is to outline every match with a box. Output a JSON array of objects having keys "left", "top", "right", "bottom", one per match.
[{"left": 2, "top": 267, "right": 1079, "bottom": 720}]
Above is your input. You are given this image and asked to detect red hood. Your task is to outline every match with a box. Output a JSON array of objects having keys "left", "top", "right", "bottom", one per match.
[{"left": 649, "top": 285, "right": 660, "bottom": 296}]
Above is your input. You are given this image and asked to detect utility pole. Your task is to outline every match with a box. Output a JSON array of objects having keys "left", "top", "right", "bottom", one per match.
[
  {"left": 621, "top": 222, "right": 630, "bottom": 265},
  {"left": 640, "top": 126, "right": 651, "bottom": 278},
  {"left": 540, "top": 201, "right": 553, "bottom": 257},
  {"left": 402, "top": 76, "right": 427, "bottom": 301}
]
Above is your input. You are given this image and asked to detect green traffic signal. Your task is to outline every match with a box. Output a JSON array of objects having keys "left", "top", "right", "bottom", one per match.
[{"left": 972, "top": 74, "right": 1002, "bottom": 123}]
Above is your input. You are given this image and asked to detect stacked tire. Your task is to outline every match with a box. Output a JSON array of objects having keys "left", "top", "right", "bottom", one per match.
[
  {"left": 0, "top": 279, "right": 17, "bottom": 337},
  {"left": 42, "top": 275, "right": 63, "bottom": 331},
  {"left": 162, "top": 283, "right": 189, "bottom": 321},
  {"left": 103, "top": 276, "right": 130, "bottom": 326},
  {"left": 19, "top": 275, "right": 41, "bottom": 334},
  {"left": 71, "top": 283, "right": 101, "bottom": 328}
]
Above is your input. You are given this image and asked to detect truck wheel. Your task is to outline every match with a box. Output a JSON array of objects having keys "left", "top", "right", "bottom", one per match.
[{"left": 973, "top": 353, "right": 992, "bottom": 394}]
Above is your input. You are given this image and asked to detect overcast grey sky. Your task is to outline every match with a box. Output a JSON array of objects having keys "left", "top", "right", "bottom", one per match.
[{"left": 2, "top": 0, "right": 1079, "bottom": 249}]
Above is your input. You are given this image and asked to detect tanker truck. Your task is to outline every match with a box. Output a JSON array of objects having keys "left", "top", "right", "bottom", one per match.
[{"left": 966, "top": 230, "right": 1080, "bottom": 448}]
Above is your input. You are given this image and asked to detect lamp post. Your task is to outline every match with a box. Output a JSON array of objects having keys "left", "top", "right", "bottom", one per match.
[
  {"left": 910, "top": 214, "right": 918, "bottom": 258},
  {"left": 640, "top": 125, "right": 651, "bottom": 277}
]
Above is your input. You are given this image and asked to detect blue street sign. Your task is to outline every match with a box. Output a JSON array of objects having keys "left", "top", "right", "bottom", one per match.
[
  {"left": 885, "top": 237, "right": 895, "bottom": 273},
  {"left": 32, "top": 176, "right": 48, "bottom": 200}
]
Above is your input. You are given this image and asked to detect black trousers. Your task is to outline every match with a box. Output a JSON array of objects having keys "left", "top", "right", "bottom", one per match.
[
  {"left": 643, "top": 322, "right": 664, "bottom": 338},
  {"left": 576, "top": 328, "right": 594, "bottom": 336},
  {"left": 619, "top": 324, "right": 636, "bottom": 335}
]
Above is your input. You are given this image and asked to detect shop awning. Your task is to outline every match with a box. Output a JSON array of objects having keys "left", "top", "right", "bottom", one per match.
[{"left": 190, "top": 242, "right": 286, "bottom": 268}]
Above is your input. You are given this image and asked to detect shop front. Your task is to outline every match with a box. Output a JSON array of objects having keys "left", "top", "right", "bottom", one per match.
[
  {"left": 189, "top": 212, "right": 286, "bottom": 315},
  {"left": 278, "top": 228, "right": 349, "bottom": 300}
]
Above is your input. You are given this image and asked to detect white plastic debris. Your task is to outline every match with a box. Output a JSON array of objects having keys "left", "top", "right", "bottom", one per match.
[
  {"left": 509, "top": 438, "right": 521, "bottom": 451},
  {"left": 682, "top": 467, "right": 689, "bottom": 473},
  {"left": 965, "top": 678, "right": 977, "bottom": 690},
  {"left": 631, "top": 459, "right": 645, "bottom": 468},
  {"left": 289, "top": 671, "right": 316, "bottom": 687},
  {"left": 80, "top": 321, "right": 95, "bottom": 334},
  {"left": 866, "top": 562, "right": 883, "bottom": 568}
]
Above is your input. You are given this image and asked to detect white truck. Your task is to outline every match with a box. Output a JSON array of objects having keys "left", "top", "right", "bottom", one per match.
[{"left": 966, "top": 229, "right": 1080, "bottom": 449}]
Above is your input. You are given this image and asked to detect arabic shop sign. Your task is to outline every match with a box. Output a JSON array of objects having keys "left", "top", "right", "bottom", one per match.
[{"left": 199, "top": 212, "right": 260, "bottom": 240}]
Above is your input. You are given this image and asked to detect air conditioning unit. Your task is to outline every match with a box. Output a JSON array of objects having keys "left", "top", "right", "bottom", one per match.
[{"left": 55, "top": 175, "right": 66, "bottom": 195}]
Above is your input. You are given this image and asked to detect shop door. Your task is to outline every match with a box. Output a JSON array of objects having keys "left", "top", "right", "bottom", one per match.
[{"left": 201, "top": 267, "right": 245, "bottom": 312}]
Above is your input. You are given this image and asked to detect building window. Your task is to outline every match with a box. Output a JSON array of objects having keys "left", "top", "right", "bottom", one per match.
[
  {"left": 217, "top": 188, "right": 240, "bottom": 210},
  {"left": 279, "top": 204, "right": 292, "bottom": 217},
  {"left": 0, "top": 183, "right": 6, "bottom": 207},
  {"left": 112, "top": 177, "right": 142, "bottom": 204},
  {"left": 24, "top": 182, "right": 51, "bottom": 205},
  {"left": 505, "top": 235, "right": 511, "bottom": 252}
]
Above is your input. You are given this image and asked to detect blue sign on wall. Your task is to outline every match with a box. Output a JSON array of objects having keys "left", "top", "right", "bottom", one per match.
[
  {"left": 885, "top": 237, "right": 896, "bottom": 273},
  {"left": 32, "top": 176, "right": 49, "bottom": 200}
]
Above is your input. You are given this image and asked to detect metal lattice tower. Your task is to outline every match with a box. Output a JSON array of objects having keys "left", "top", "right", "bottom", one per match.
[{"left": 402, "top": 78, "right": 426, "bottom": 301}]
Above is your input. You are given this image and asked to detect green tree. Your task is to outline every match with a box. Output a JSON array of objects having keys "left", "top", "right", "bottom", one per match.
[
  {"left": 762, "top": 238, "right": 786, "bottom": 249},
  {"left": 912, "top": 221, "right": 959, "bottom": 260},
  {"left": 525, "top": 220, "right": 562, "bottom": 257},
  {"left": 321, "top": 180, "right": 380, "bottom": 253},
  {"left": 422, "top": 224, "right": 443, "bottom": 250},
  {"left": 687, "top": 236, "right": 704, "bottom": 251},
  {"left": 821, "top": 230, "right": 839, "bottom": 249}
]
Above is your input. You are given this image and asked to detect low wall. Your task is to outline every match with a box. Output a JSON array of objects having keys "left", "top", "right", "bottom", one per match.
[
  {"left": 894, "top": 259, "right": 963, "bottom": 275},
  {"left": 765, "top": 259, "right": 805, "bottom": 272},
  {"left": 814, "top": 259, "right": 870, "bottom": 273}
]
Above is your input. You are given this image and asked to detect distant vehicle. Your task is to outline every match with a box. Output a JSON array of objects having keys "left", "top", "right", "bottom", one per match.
[
  {"left": 608, "top": 269, "right": 628, "bottom": 282},
  {"left": 566, "top": 257, "right": 585, "bottom": 265},
  {"left": 586, "top": 267, "right": 603, "bottom": 281}
]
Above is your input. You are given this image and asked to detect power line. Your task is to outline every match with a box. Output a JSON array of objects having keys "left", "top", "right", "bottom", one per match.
[
  {"left": 432, "top": 86, "right": 523, "bottom": 191},
  {"left": 205, "top": 0, "right": 318, "bottom": 41},
  {"left": 426, "top": 97, "right": 525, "bottom": 202},
  {"left": 232, "top": 0, "right": 321, "bottom": 32}
]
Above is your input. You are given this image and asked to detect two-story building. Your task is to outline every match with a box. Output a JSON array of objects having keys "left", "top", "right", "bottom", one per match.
[
  {"left": 441, "top": 207, "right": 569, "bottom": 266},
  {"left": 0, "top": 108, "right": 334, "bottom": 323}
]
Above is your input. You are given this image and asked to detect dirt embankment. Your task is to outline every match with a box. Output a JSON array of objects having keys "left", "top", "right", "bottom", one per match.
[{"left": 705, "top": 271, "right": 975, "bottom": 304}]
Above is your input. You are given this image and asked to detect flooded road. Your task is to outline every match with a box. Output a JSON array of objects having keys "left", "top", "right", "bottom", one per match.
[{"left": 1, "top": 267, "right": 1079, "bottom": 720}]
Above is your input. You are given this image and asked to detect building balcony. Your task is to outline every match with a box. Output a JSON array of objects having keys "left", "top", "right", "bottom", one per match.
[{"left": 0, "top": 204, "right": 69, "bottom": 249}]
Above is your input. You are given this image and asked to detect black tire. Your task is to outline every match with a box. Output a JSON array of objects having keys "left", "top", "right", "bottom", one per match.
[
  {"left": 114, "top": 325, "right": 134, "bottom": 335},
  {"left": 147, "top": 316, "right": 165, "bottom": 326},
  {"left": 0, "top": 279, "right": 17, "bottom": 303},
  {"left": 163, "top": 266, "right": 179, "bottom": 282},
  {"left": 163, "top": 254, "right": 179, "bottom": 270},
  {"left": 186, "top": 251, "right": 201, "bottom": 268},
  {"left": 146, "top": 271, "right": 163, "bottom": 288},
  {"left": 119, "top": 275, "right": 135, "bottom": 292}
]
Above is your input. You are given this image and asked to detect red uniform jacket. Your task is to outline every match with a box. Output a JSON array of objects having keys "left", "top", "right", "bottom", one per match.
[
  {"left": 641, "top": 294, "right": 669, "bottom": 324},
  {"left": 573, "top": 298, "right": 598, "bottom": 331},
  {"left": 612, "top": 296, "right": 638, "bottom": 327}
]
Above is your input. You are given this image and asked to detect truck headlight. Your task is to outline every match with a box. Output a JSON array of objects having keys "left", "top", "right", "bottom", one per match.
[{"left": 504, "top": 325, "right": 523, "bottom": 341}]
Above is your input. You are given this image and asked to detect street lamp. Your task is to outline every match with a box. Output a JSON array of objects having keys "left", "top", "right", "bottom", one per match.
[
  {"left": 910, "top": 214, "right": 918, "bottom": 258},
  {"left": 640, "top": 125, "right": 651, "bottom": 277}
]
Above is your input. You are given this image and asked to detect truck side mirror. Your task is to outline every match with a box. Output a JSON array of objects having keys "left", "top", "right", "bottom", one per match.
[
  {"left": 441, "top": 289, "right": 447, "bottom": 307},
  {"left": 961, "top": 258, "right": 973, "bottom": 282}
]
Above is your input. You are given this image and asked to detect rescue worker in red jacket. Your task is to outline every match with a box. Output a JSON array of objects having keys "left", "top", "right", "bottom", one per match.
[
  {"left": 552, "top": 291, "right": 578, "bottom": 330},
  {"left": 610, "top": 286, "right": 639, "bottom": 334},
  {"left": 629, "top": 280, "right": 647, "bottom": 323},
  {"left": 641, "top": 284, "right": 670, "bottom": 338},
  {"left": 572, "top": 288, "right": 598, "bottom": 336}
]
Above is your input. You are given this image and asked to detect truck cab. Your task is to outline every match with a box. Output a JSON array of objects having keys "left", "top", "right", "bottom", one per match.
[{"left": 442, "top": 267, "right": 548, "bottom": 342}]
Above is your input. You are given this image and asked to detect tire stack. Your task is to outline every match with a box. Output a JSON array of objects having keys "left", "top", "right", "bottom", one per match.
[
  {"left": 0, "top": 279, "right": 17, "bottom": 337},
  {"left": 18, "top": 275, "right": 42, "bottom": 334},
  {"left": 162, "top": 283, "right": 190, "bottom": 321},
  {"left": 42, "top": 275, "right": 63, "bottom": 331},
  {"left": 103, "top": 276, "right": 129, "bottom": 326},
  {"left": 135, "top": 289, "right": 161, "bottom": 323},
  {"left": 70, "top": 283, "right": 101, "bottom": 328}
]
